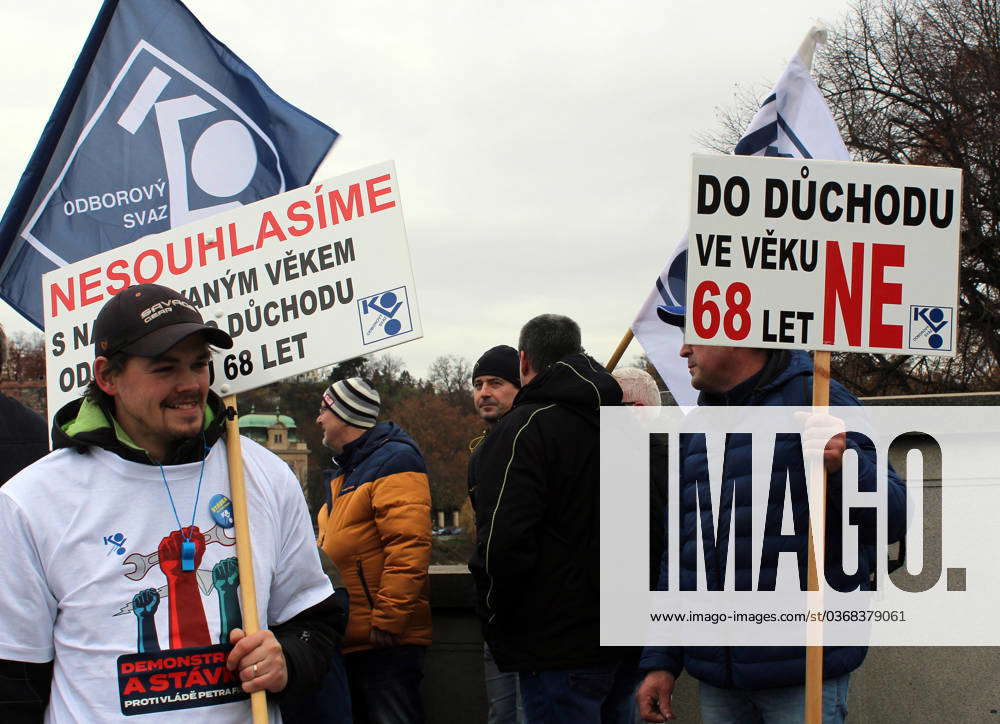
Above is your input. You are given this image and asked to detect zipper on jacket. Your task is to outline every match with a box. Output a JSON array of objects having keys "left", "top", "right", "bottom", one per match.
[{"left": 356, "top": 559, "right": 375, "bottom": 609}]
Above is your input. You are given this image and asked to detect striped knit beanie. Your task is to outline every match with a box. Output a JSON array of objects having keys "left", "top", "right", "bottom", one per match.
[{"left": 322, "top": 377, "right": 381, "bottom": 429}]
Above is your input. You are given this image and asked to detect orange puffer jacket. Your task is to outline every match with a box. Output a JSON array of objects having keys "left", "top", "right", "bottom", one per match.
[{"left": 316, "top": 422, "right": 432, "bottom": 652}]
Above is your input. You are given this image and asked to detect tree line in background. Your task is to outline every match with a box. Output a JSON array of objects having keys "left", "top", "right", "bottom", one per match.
[
  {"left": 2, "top": 332, "right": 45, "bottom": 382},
  {"left": 240, "top": 353, "right": 485, "bottom": 522},
  {"left": 2, "top": 331, "right": 666, "bottom": 529},
  {"left": 0, "top": 328, "right": 664, "bottom": 540}
]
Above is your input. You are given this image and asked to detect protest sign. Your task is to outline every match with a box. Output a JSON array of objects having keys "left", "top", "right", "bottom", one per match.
[
  {"left": 43, "top": 161, "right": 420, "bottom": 420},
  {"left": 685, "top": 154, "right": 962, "bottom": 355},
  {"left": 630, "top": 27, "right": 850, "bottom": 406}
]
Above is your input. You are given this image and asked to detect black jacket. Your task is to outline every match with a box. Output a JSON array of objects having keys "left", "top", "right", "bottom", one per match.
[
  {"left": 469, "top": 353, "right": 622, "bottom": 671},
  {"left": 0, "top": 394, "right": 48, "bottom": 487}
]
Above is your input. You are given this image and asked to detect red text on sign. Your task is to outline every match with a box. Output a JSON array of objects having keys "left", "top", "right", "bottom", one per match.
[
  {"left": 693, "top": 280, "right": 752, "bottom": 341},
  {"left": 822, "top": 240, "right": 905, "bottom": 349}
]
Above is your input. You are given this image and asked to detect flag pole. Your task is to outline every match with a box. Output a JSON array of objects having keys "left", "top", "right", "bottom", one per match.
[
  {"left": 804, "top": 351, "right": 830, "bottom": 724},
  {"left": 606, "top": 329, "right": 634, "bottom": 371},
  {"left": 793, "top": 26, "right": 830, "bottom": 724},
  {"left": 224, "top": 395, "right": 269, "bottom": 724}
]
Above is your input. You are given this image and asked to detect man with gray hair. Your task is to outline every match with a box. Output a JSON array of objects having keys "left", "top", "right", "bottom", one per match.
[
  {"left": 611, "top": 366, "right": 667, "bottom": 592},
  {"left": 469, "top": 314, "right": 625, "bottom": 723},
  {"left": 316, "top": 377, "right": 432, "bottom": 724},
  {"left": 609, "top": 367, "right": 667, "bottom": 724},
  {"left": 612, "top": 366, "right": 661, "bottom": 408}
]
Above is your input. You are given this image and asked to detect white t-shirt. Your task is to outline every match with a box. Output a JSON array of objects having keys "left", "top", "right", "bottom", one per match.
[{"left": 0, "top": 437, "right": 332, "bottom": 723}]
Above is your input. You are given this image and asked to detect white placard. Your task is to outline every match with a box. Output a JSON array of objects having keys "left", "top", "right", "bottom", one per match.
[
  {"left": 685, "top": 154, "right": 961, "bottom": 355},
  {"left": 43, "top": 161, "right": 421, "bottom": 419}
]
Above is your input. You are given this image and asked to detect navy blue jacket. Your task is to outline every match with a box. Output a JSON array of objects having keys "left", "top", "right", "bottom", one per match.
[{"left": 639, "top": 350, "right": 906, "bottom": 689}]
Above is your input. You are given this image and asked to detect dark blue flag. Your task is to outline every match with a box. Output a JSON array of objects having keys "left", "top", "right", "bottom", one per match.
[{"left": 0, "top": 0, "right": 338, "bottom": 327}]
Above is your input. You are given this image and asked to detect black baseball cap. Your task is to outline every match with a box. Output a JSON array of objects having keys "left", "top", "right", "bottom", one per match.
[{"left": 93, "top": 284, "right": 233, "bottom": 358}]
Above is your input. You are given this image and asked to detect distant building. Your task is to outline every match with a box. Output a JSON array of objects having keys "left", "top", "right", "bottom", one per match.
[{"left": 239, "top": 411, "right": 310, "bottom": 489}]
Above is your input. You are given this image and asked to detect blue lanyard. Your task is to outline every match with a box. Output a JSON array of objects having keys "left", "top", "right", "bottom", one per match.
[{"left": 158, "top": 444, "right": 208, "bottom": 572}]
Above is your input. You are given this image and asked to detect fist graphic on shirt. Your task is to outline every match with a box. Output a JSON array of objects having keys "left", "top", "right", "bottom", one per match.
[
  {"left": 212, "top": 557, "right": 240, "bottom": 594},
  {"left": 132, "top": 587, "right": 160, "bottom": 619}
]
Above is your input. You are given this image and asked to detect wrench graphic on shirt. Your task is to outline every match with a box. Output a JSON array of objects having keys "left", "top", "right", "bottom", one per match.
[{"left": 121, "top": 524, "right": 236, "bottom": 581}]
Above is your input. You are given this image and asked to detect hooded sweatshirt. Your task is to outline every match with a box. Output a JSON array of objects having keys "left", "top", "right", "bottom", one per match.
[{"left": 469, "top": 352, "right": 623, "bottom": 671}]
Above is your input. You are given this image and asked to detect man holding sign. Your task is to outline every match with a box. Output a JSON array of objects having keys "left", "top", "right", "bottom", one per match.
[
  {"left": 0, "top": 283, "right": 342, "bottom": 722},
  {"left": 635, "top": 332, "right": 907, "bottom": 723}
]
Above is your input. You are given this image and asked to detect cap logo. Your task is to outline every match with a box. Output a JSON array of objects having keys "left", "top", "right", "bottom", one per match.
[
  {"left": 100, "top": 340, "right": 108, "bottom": 350},
  {"left": 140, "top": 298, "right": 197, "bottom": 324}
]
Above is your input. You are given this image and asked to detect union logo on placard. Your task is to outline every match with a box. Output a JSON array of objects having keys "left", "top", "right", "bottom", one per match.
[
  {"left": 358, "top": 287, "right": 413, "bottom": 345},
  {"left": 909, "top": 305, "right": 953, "bottom": 351}
]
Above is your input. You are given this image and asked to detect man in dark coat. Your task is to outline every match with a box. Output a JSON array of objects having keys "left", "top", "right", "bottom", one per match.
[
  {"left": 469, "top": 314, "right": 624, "bottom": 723},
  {"left": 636, "top": 340, "right": 906, "bottom": 724},
  {"left": 0, "top": 326, "right": 48, "bottom": 487},
  {"left": 468, "top": 345, "right": 524, "bottom": 724}
]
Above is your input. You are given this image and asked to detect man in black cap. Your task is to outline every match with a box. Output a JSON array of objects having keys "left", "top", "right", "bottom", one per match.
[
  {"left": 468, "top": 345, "right": 521, "bottom": 497},
  {"left": 0, "top": 283, "right": 344, "bottom": 723},
  {"left": 468, "top": 345, "right": 524, "bottom": 724}
]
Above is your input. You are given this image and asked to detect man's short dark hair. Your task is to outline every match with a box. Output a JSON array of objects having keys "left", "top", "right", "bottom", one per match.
[{"left": 518, "top": 314, "right": 582, "bottom": 373}]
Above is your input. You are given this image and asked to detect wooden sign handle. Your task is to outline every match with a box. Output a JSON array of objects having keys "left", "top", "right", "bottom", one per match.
[
  {"left": 804, "top": 351, "right": 830, "bottom": 724},
  {"left": 606, "top": 329, "right": 634, "bottom": 371},
  {"left": 223, "top": 394, "right": 268, "bottom": 724}
]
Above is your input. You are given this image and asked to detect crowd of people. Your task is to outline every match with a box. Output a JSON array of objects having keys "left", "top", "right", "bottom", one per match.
[{"left": 0, "top": 282, "right": 905, "bottom": 723}]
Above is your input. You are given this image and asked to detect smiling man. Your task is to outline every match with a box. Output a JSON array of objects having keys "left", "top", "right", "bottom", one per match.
[{"left": 0, "top": 284, "right": 342, "bottom": 723}]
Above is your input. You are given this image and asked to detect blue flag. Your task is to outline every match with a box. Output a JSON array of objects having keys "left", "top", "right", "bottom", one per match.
[{"left": 0, "top": 0, "right": 338, "bottom": 327}]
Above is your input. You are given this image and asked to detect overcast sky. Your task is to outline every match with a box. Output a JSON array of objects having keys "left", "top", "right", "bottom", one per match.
[{"left": 0, "top": 0, "right": 854, "bottom": 381}]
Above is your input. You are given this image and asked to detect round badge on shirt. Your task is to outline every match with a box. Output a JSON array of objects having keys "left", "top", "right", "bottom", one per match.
[{"left": 209, "top": 494, "right": 235, "bottom": 528}]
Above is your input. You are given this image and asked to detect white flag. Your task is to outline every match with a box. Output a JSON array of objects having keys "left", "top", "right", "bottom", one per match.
[{"left": 632, "top": 26, "right": 849, "bottom": 407}]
